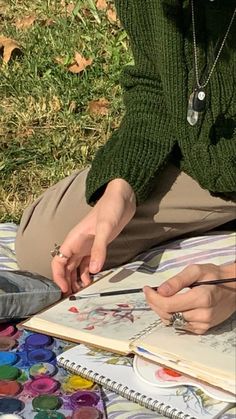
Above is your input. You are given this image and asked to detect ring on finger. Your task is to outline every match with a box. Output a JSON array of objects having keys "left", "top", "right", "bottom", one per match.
[
  {"left": 170, "top": 312, "right": 188, "bottom": 330},
  {"left": 51, "top": 244, "right": 69, "bottom": 260}
]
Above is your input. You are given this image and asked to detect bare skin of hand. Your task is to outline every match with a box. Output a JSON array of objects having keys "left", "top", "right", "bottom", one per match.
[
  {"left": 51, "top": 178, "right": 136, "bottom": 295},
  {"left": 143, "top": 262, "right": 236, "bottom": 334}
]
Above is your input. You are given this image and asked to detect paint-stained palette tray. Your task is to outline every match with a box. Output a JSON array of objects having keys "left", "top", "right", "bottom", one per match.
[
  {"left": 0, "top": 324, "right": 106, "bottom": 419},
  {"left": 133, "top": 355, "right": 235, "bottom": 403}
]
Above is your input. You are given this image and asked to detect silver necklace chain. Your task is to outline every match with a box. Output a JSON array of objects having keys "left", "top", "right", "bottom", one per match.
[{"left": 191, "top": 0, "right": 236, "bottom": 89}]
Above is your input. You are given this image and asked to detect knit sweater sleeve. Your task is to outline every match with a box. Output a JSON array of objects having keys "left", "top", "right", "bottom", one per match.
[
  {"left": 85, "top": 1, "right": 176, "bottom": 205},
  {"left": 182, "top": 135, "right": 236, "bottom": 194}
]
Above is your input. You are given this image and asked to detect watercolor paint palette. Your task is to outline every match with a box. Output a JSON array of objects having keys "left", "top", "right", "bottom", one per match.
[
  {"left": 133, "top": 355, "right": 235, "bottom": 403},
  {"left": 0, "top": 324, "right": 106, "bottom": 419}
]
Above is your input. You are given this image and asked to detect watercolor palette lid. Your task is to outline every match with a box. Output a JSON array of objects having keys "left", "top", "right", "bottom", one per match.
[{"left": 133, "top": 355, "right": 236, "bottom": 403}]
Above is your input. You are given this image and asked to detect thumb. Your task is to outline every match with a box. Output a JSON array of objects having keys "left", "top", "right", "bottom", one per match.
[
  {"left": 89, "top": 228, "right": 109, "bottom": 274},
  {"left": 157, "top": 279, "right": 178, "bottom": 297},
  {"left": 158, "top": 265, "right": 199, "bottom": 297}
]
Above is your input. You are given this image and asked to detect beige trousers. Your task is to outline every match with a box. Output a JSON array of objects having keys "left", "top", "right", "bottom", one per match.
[{"left": 15, "top": 164, "right": 236, "bottom": 279}]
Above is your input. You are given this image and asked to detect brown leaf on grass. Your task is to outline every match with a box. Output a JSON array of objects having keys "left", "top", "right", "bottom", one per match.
[
  {"left": 60, "top": 0, "right": 76, "bottom": 15},
  {"left": 68, "top": 52, "right": 93, "bottom": 74},
  {"left": 0, "top": 36, "right": 21, "bottom": 63},
  {"left": 107, "top": 6, "right": 117, "bottom": 23},
  {"left": 15, "top": 14, "right": 36, "bottom": 30},
  {"left": 88, "top": 98, "right": 110, "bottom": 116},
  {"left": 96, "top": 0, "right": 108, "bottom": 11},
  {"left": 55, "top": 52, "right": 93, "bottom": 74}
]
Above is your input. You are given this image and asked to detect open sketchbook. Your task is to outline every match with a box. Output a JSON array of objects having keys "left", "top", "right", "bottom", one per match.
[
  {"left": 57, "top": 344, "right": 233, "bottom": 419},
  {"left": 23, "top": 266, "right": 236, "bottom": 395}
]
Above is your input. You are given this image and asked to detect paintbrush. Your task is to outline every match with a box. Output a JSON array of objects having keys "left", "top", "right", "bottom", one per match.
[{"left": 69, "top": 277, "right": 236, "bottom": 300}]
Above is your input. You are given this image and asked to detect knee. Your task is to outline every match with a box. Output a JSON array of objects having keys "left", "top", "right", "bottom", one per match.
[{"left": 15, "top": 217, "right": 54, "bottom": 280}]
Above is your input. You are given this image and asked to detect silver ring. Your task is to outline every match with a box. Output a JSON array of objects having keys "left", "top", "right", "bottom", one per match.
[
  {"left": 171, "top": 312, "right": 187, "bottom": 330},
  {"left": 51, "top": 244, "right": 69, "bottom": 259}
]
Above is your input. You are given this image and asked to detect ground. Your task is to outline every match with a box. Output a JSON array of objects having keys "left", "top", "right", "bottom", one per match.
[{"left": 0, "top": 0, "right": 131, "bottom": 222}]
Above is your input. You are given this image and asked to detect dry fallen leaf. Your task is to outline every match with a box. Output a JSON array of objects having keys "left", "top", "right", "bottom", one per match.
[
  {"left": 68, "top": 52, "right": 93, "bottom": 74},
  {"left": 0, "top": 36, "right": 21, "bottom": 63},
  {"left": 107, "top": 6, "right": 117, "bottom": 23},
  {"left": 88, "top": 98, "right": 110, "bottom": 116},
  {"left": 15, "top": 14, "right": 36, "bottom": 30},
  {"left": 55, "top": 52, "right": 93, "bottom": 74},
  {"left": 60, "top": 0, "right": 76, "bottom": 15},
  {"left": 96, "top": 0, "right": 108, "bottom": 11}
]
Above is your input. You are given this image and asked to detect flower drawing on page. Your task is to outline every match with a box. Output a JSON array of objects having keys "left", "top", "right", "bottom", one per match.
[{"left": 68, "top": 303, "right": 142, "bottom": 330}]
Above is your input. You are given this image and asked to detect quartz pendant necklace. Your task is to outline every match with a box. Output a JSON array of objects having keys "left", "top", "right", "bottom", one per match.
[
  {"left": 187, "top": 0, "right": 236, "bottom": 126},
  {"left": 187, "top": 88, "right": 206, "bottom": 126}
]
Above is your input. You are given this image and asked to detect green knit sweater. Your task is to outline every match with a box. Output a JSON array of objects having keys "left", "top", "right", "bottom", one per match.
[{"left": 86, "top": 0, "right": 236, "bottom": 205}]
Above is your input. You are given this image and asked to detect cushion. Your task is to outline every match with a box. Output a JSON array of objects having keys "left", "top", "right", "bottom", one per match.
[{"left": 0, "top": 270, "right": 61, "bottom": 321}]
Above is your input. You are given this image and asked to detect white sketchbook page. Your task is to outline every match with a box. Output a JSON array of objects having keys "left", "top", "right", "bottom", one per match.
[
  {"left": 23, "top": 293, "right": 159, "bottom": 353},
  {"left": 57, "top": 344, "right": 231, "bottom": 419},
  {"left": 133, "top": 315, "right": 236, "bottom": 394}
]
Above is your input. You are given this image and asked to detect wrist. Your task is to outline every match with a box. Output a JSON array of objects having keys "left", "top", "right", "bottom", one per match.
[
  {"left": 219, "top": 262, "right": 236, "bottom": 289},
  {"left": 106, "top": 178, "right": 136, "bottom": 206}
]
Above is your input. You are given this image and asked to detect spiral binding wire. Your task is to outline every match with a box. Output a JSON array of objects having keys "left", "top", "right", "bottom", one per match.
[
  {"left": 129, "top": 319, "right": 162, "bottom": 343},
  {"left": 58, "top": 356, "right": 196, "bottom": 419}
]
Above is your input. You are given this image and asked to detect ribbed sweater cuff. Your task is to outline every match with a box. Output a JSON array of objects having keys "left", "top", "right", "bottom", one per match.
[
  {"left": 182, "top": 140, "right": 236, "bottom": 193},
  {"left": 86, "top": 108, "right": 175, "bottom": 205}
]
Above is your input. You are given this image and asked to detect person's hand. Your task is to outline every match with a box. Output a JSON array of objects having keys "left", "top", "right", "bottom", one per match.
[
  {"left": 143, "top": 262, "right": 236, "bottom": 334},
  {"left": 51, "top": 178, "right": 136, "bottom": 295}
]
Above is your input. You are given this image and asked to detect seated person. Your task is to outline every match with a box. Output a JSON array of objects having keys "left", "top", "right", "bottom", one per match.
[{"left": 15, "top": 0, "right": 236, "bottom": 334}]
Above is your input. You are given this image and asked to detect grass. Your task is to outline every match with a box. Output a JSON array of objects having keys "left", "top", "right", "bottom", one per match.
[{"left": 0, "top": 0, "right": 131, "bottom": 222}]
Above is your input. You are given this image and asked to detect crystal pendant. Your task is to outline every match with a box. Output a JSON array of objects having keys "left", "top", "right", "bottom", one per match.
[
  {"left": 187, "top": 92, "right": 199, "bottom": 126},
  {"left": 192, "top": 88, "right": 206, "bottom": 112}
]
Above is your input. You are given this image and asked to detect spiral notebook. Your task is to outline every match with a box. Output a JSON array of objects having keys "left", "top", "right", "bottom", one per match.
[{"left": 57, "top": 344, "right": 233, "bottom": 419}]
